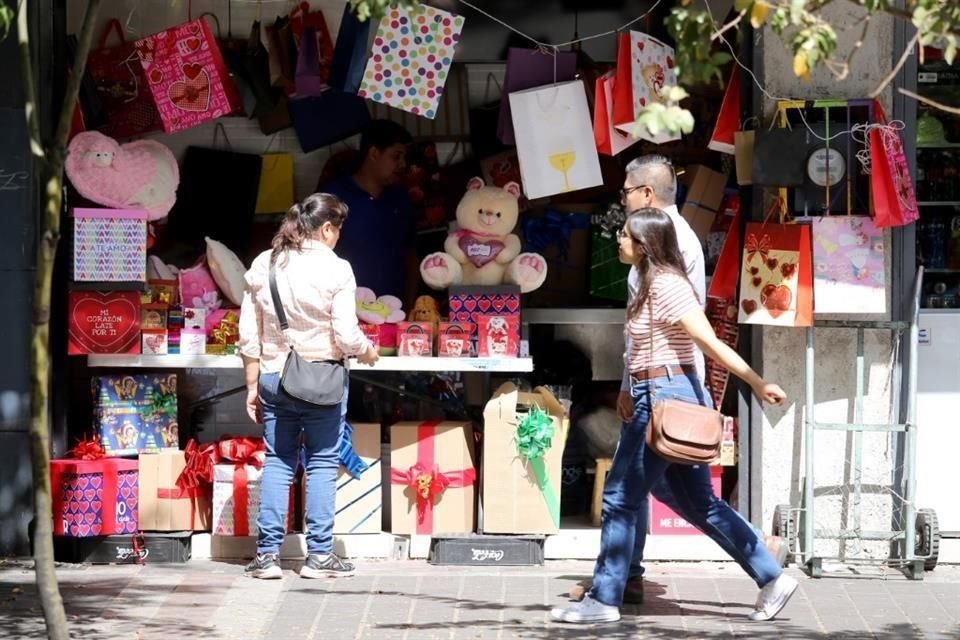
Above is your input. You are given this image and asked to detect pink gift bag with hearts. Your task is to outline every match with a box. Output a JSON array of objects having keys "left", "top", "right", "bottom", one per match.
[{"left": 134, "top": 18, "right": 242, "bottom": 134}]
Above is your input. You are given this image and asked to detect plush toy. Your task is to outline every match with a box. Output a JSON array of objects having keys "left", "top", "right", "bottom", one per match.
[
  {"left": 408, "top": 295, "right": 441, "bottom": 335},
  {"left": 356, "top": 288, "right": 405, "bottom": 325},
  {"left": 65, "top": 131, "right": 179, "bottom": 220},
  {"left": 420, "top": 177, "right": 547, "bottom": 293}
]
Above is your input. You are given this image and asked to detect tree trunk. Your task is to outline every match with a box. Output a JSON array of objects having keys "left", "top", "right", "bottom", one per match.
[{"left": 17, "top": 1, "right": 101, "bottom": 638}]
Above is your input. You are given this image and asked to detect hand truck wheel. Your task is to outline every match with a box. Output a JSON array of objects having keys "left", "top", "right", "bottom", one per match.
[{"left": 915, "top": 508, "right": 941, "bottom": 572}]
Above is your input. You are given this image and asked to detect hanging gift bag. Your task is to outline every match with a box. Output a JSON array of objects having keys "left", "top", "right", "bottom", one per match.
[
  {"left": 289, "top": 90, "right": 370, "bottom": 153},
  {"left": 358, "top": 3, "right": 465, "bottom": 119},
  {"left": 508, "top": 80, "right": 603, "bottom": 200},
  {"left": 611, "top": 31, "right": 680, "bottom": 144},
  {"left": 87, "top": 19, "right": 163, "bottom": 139},
  {"left": 593, "top": 70, "right": 642, "bottom": 156},
  {"left": 497, "top": 47, "right": 577, "bottom": 146},
  {"left": 870, "top": 100, "right": 919, "bottom": 228},
  {"left": 255, "top": 148, "right": 295, "bottom": 215},
  {"left": 295, "top": 26, "right": 327, "bottom": 97},
  {"left": 329, "top": 4, "right": 371, "bottom": 94},
  {"left": 737, "top": 206, "right": 814, "bottom": 327},
  {"left": 734, "top": 118, "right": 758, "bottom": 186},
  {"left": 704, "top": 204, "right": 741, "bottom": 408},
  {"left": 708, "top": 66, "right": 740, "bottom": 154},
  {"left": 135, "top": 17, "right": 243, "bottom": 134},
  {"left": 812, "top": 216, "right": 886, "bottom": 314}
]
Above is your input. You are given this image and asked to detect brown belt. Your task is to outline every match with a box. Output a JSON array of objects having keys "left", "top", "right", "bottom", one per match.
[{"left": 630, "top": 365, "right": 689, "bottom": 382}]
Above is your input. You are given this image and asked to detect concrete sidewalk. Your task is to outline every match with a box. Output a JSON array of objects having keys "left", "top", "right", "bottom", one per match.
[{"left": 1, "top": 559, "right": 958, "bottom": 639}]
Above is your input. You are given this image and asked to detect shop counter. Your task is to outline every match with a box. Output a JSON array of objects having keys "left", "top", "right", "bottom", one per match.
[{"left": 86, "top": 354, "right": 533, "bottom": 373}]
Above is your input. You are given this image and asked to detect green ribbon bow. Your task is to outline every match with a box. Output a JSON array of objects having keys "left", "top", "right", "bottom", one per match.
[
  {"left": 515, "top": 407, "right": 560, "bottom": 527},
  {"left": 147, "top": 390, "right": 177, "bottom": 417}
]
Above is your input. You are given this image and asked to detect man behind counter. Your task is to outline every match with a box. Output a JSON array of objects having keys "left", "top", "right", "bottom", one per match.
[{"left": 319, "top": 120, "right": 419, "bottom": 308}]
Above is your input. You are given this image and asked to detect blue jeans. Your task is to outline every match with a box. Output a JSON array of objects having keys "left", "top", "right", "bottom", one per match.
[
  {"left": 257, "top": 372, "right": 347, "bottom": 555},
  {"left": 591, "top": 367, "right": 782, "bottom": 607}
]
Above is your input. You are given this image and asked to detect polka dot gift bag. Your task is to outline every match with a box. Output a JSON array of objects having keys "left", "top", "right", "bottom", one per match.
[{"left": 358, "top": 3, "right": 465, "bottom": 120}]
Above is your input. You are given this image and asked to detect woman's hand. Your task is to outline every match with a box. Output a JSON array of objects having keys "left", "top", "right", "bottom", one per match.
[
  {"left": 753, "top": 381, "right": 786, "bottom": 405},
  {"left": 245, "top": 387, "right": 263, "bottom": 424},
  {"left": 616, "top": 390, "right": 634, "bottom": 422},
  {"left": 356, "top": 343, "right": 380, "bottom": 366}
]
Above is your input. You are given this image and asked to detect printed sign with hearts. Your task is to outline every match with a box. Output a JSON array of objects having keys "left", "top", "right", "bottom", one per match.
[
  {"left": 135, "top": 18, "right": 242, "bottom": 133},
  {"left": 68, "top": 291, "right": 141, "bottom": 355},
  {"left": 737, "top": 223, "right": 813, "bottom": 327}
]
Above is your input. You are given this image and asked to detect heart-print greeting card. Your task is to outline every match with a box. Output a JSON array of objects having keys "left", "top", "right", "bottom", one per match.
[
  {"left": 68, "top": 291, "right": 141, "bottom": 355},
  {"left": 737, "top": 223, "right": 813, "bottom": 327},
  {"left": 135, "top": 18, "right": 242, "bottom": 133}
]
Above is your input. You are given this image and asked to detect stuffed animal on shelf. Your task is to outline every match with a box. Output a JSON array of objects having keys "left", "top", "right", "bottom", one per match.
[
  {"left": 408, "top": 295, "right": 441, "bottom": 335},
  {"left": 65, "top": 131, "right": 179, "bottom": 220},
  {"left": 356, "top": 288, "right": 405, "bottom": 325},
  {"left": 420, "top": 177, "right": 547, "bottom": 293}
]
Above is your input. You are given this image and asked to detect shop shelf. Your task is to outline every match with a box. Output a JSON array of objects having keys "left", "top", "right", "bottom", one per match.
[
  {"left": 917, "top": 143, "right": 960, "bottom": 149},
  {"left": 85, "top": 354, "right": 534, "bottom": 373},
  {"left": 917, "top": 202, "right": 960, "bottom": 207}
]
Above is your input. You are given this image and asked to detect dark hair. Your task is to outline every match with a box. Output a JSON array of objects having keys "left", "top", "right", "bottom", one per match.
[
  {"left": 624, "top": 154, "right": 677, "bottom": 205},
  {"left": 270, "top": 193, "right": 348, "bottom": 264},
  {"left": 359, "top": 119, "right": 413, "bottom": 160},
  {"left": 624, "top": 207, "right": 696, "bottom": 319}
]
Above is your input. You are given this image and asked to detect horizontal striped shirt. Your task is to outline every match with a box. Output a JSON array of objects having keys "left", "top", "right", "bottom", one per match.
[{"left": 627, "top": 271, "right": 699, "bottom": 372}]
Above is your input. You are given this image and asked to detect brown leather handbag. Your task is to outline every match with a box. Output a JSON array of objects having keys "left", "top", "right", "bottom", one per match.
[{"left": 646, "top": 398, "right": 723, "bottom": 465}]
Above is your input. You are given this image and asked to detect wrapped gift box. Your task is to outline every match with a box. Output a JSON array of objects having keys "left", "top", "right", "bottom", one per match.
[
  {"left": 92, "top": 374, "right": 179, "bottom": 456},
  {"left": 212, "top": 463, "right": 294, "bottom": 536},
  {"left": 331, "top": 423, "right": 382, "bottom": 535},
  {"left": 390, "top": 421, "right": 476, "bottom": 535},
  {"left": 397, "top": 322, "right": 433, "bottom": 357},
  {"left": 437, "top": 322, "right": 474, "bottom": 357},
  {"left": 650, "top": 466, "right": 723, "bottom": 535},
  {"left": 51, "top": 458, "right": 139, "bottom": 537},
  {"left": 476, "top": 315, "right": 520, "bottom": 358},
  {"left": 482, "top": 383, "right": 569, "bottom": 534},
  {"left": 72, "top": 208, "right": 147, "bottom": 283},
  {"left": 448, "top": 286, "right": 520, "bottom": 356},
  {"left": 138, "top": 450, "right": 212, "bottom": 531}
]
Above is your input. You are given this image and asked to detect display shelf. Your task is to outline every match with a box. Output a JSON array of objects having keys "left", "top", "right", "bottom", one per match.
[
  {"left": 917, "top": 143, "right": 960, "bottom": 149},
  {"left": 917, "top": 201, "right": 960, "bottom": 207},
  {"left": 86, "top": 354, "right": 533, "bottom": 373},
  {"left": 922, "top": 268, "right": 960, "bottom": 274}
]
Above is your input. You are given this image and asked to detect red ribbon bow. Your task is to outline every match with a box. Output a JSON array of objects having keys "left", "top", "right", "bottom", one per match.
[
  {"left": 175, "top": 439, "right": 222, "bottom": 496},
  {"left": 68, "top": 437, "right": 107, "bottom": 461},
  {"left": 217, "top": 436, "right": 266, "bottom": 469},
  {"left": 745, "top": 233, "right": 771, "bottom": 263}
]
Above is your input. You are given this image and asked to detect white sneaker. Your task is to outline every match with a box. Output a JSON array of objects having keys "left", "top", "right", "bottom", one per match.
[
  {"left": 551, "top": 594, "right": 621, "bottom": 624},
  {"left": 749, "top": 573, "right": 799, "bottom": 621}
]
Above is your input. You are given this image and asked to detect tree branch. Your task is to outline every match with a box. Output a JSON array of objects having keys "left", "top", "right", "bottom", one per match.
[
  {"left": 899, "top": 88, "right": 960, "bottom": 115},
  {"left": 869, "top": 30, "right": 920, "bottom": 99}
]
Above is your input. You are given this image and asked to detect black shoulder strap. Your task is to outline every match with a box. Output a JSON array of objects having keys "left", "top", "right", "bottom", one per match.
[{"left": 268, "top": 261, "right": 289, "bottom": 332}]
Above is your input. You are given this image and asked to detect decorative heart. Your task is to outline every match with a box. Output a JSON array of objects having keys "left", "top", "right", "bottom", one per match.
[
  {"left": 126, "top": 498, "right": 138, "bottom": 512},
  {"left": 190, "top": 21, "right": 201, "bottom": 34},
  {"left": 186, "top": 37, "right": 201, "bottom": 51},
  {"left": 478, "top": 298, "right": 492, "bottom": 313},
  {"left": 84, "top": 488, "right": 96, "bottom": 501},
  {"left": 91, "top": 500, "right": 102, "bottom": 513},
  {"left": 765, "top": 258, "right": 779, "bottom": 271},
  {"left": 637, "top": 40, "right": 645, "bottom": 51},
  {"left": 182, "top": 63, "right": 203, "bottom": 80},
  {"left": 69, "top": 502, "right": 81, "bottom": 514},
  {"left": 505, "top": 296, "right": 520, "bottom": 313},
  {"left": 751, "top": 276, "right": 762, "bottom": 288},
  {"left": 69, "top": 292, "right": 140, "bottom": 354},
  {"left": 78, "top": 476, "right": 90, "bottom": 489},
  {"left": 780, "top": 263, "right": 797, "bottom": 280},
  {"left": 741, "top": 299, "right": 758, "bottom": 315},
  {"left": 91, "top": 475, "right": 103, "bottom": 489},
  {"left": 120, "top": 486, "right": 132, "bottom": 499},
  {"left": 749, "top": 266, "right": 760, "bottom": 275},
  {"left": 463, "top": 298, "right": 478, "bottom": 313},
  {"left": 761, "top": 284, "right": 793, "bottom": 318},
  {"left": 639, "top": 97, "right": 646, "bottom": 107},
  {"left": 491, "top": 297, "right": 506, "bottom": 313},
  {"left": 168, "top": 69, "right": 211, "bottom": 112},
  {"left": 84, "top": 512, "right": 97, "bottom": 525},
  {"left": 149, "top": 68, "right": 164, "bottom": 84},
  {"left": 77, "top": 524, "right": 90, "bottom": 537},
  {"left": 666, "top": 56, "right": 675, "bottom": 69}
]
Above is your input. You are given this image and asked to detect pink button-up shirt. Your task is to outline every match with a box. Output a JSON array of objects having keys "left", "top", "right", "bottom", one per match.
[{"left": 238, "top": 240, "right": 371, "bottom": 374}]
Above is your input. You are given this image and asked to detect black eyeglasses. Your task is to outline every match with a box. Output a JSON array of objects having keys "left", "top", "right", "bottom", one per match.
[
  {"left": 619, "top": 184, "right": 650, "bottom": 201},
  {"left": 616, "top": 228, "right": 629, "bottom": 241}
]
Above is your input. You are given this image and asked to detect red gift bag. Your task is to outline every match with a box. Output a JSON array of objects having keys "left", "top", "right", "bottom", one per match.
[
  {"left": 611, "top": 31, "right": 679, "bottom": 144},
  {"left": 87, "top": 19, "right": 163, "bottom": 139},
  {"left": 708, "top": 67, "right": 740, "bottom": 155},
  {"left": 737, "top": 219, "right": 813, "bottom": 327},
  {"left": 870, "top": 100, "right": 919, "bottom": 228},
  {"left": 705, "top": 205, "right": 741, "bottom": 408},
  {"left": 135, "top": 18, "right": 243, "bottom": 133},
  {"left": 594, "top": 70, "right": 641, "bottom": 156}
]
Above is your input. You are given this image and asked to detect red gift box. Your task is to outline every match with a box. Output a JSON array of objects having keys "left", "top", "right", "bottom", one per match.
[
  {"left": 68, "top": 291, "right": 141, "bottom": 355},
  {"left": 448, "top": 286, "right": 520, "bottom": 356},
  {"left": 650, "top": 466, "right": 722, "bottom": 535},
  {"left": 437, "top": 322, "right": 475, "bottom": 357},
  {"left": 477, "top": 315, "right": 520, "bottom": 358},
  {"left": 397, "top": 322, "right": 433, "bottom": 357},
  {"left": 51, "top": 458, "right": 139, "bottom": 537}
]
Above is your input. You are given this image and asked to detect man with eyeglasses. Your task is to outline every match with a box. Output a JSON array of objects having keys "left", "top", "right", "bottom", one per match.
[{"left": 570, "top": 154, "right": 785, "bottom": 605}]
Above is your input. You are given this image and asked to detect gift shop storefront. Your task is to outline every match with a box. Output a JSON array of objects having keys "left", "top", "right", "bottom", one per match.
[{"left": 23, "top": 0, "right": 949, "bottom": 568}]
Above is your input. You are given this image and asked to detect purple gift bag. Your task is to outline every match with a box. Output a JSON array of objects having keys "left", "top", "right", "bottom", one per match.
[{"left": 497, "top": 47, "right": 577, "bottom": 146}]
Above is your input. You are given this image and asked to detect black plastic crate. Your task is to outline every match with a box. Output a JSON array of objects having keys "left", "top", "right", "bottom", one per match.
[
  {"left": 429, "top": 535, "right": 544, "bottom": 566},
  {"left": 54, "top": 531, "right": 192, "bottom": 564}
]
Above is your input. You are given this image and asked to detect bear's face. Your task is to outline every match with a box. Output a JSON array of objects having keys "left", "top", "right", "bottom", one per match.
[{"left": 455, "top": 184, "right": 520, "bottom": 238}]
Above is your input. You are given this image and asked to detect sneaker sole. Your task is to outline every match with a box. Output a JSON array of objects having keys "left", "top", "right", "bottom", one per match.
[
  {"left": 248, "top": 566, "right": 283, "bottom": 580},
  {"left": 748, "top": 578, "right": 799, "bottom": 621},
  {"left": 550, "top": 608, "right": 621, "bottom": 624},
  {"left": 569, "top": 583, "right": 642, "bottom": 605},
  {"left": 299, "top": 566, "right": 356, "bottom": 579}
]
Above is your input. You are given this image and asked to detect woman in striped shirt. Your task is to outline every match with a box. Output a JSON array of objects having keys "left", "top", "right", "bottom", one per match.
[{"left": 552, "top": 208, "right": 796, "bottom": 625}]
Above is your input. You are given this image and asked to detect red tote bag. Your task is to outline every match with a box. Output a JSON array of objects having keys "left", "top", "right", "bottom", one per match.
[
  {"left": 704, "top": 205, "right": 741, "bottom": 408},
  {"left": 870, "top": 100, "right": 919, "bottom": 228},
  {"left": 135, "top": 18, "right": 243, "bottom": 134},
  {"left": 87, "top": 19, "right": 163, "bottom": 139},
  {"left": 611, "top": 32, "right": 634, "bottom": 137}
]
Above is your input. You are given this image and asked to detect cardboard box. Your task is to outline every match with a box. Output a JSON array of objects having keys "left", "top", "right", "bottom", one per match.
[
  {"left": 72, "top": 208, "right": 147, "bottom": 283},
  {"left": 389, "top": 421, "right": 476, "bottom": 535},
  {"left": 679, "top": 165, "right": 727, "bottom": 244},
  {"left": 138, "top": 450, "right": 212, "bottom": 531},
  {"left": 650, "top": 466, "right": 722, "bottom": 535},
  {"left": 482, "top": 383, "right": 570, "bottom": 534},
  {"left": 331, "top": 423, "right": 383, "bottom": 535}
]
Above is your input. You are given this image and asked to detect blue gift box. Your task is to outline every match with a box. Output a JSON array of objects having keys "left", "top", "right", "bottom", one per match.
[{"left": 92, "top": 374, "right": 179, "bottom": 456}]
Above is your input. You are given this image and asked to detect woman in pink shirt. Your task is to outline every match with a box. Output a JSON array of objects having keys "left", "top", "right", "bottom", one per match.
[
  {"left": 238, "top": 193, "right": 378, "bottom": 580},
  {"left": 552, "top": 208, "right": 797, "bottom": 624}
]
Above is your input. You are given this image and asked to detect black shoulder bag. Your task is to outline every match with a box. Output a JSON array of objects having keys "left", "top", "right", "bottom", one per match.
[{"left": 268, "top": 261, "right": 346, "bottom": 406}]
